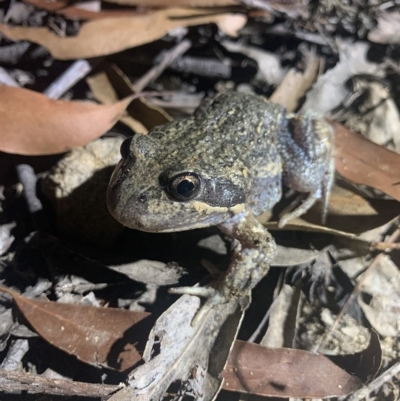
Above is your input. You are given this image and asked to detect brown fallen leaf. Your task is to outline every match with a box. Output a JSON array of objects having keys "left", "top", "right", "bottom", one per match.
[
  {"left": 22, "top": 0, "right": 139, "bottom": 18},
  {"left": 260, "top": 185, "right": 400, "bottom": 237},
  {"left": 0, "top": 286, "right": 152, "bottom": 371},
  {"left": 102, "top": 0, "right": 238, "bottom": 5},
  {"left": 295, "top": 185, "right": 400, "bottom": 235},
  {"left": 57, "top": 7, "right": 139, "bottom": 20},
  {"left": 106, "top": 64, "right": 172, "bottom": 129},
  {"left": 22, "top": 0, "right": 238, "bottom": 10},
  {"left": 0, "top": 8, "right": 247, "bottom": 60},
  {"left": 86, "top": 68, "right": 148, "bottom": 134},
  {"left": 87, "top": 63, "right": 171, "bottom": 132},
  {"left": 0, "top": 86, "right": 134, "bottom": 155},
  {"left": 333, "top": 121, "right": 400, "bottom": 203},
  {"left": 222, "top": 331, "right": 381, "bottom": 398}
]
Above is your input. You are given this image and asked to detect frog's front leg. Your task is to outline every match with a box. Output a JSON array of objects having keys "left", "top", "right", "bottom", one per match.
[
  {"left": 170, "top": 210, "right": 276, "bottom": 319},
  {"left": 217, "top": 209, "right": 276, "bottom": 299},
  {"left": 277, "top": 113, "right": 334, "bottom": 227}
]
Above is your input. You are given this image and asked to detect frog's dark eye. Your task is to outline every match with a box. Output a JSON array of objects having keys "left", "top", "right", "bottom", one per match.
[
  {"left": 120, "top": 137, "right": 133, "bottom": 159},
  {"left": 168, "top": 173, "right": 201, "bottom": 201}
]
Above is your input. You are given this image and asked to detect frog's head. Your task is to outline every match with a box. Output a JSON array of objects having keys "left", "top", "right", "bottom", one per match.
[{"left": 107, "top": 133, "right": 247, "bottom": 233}]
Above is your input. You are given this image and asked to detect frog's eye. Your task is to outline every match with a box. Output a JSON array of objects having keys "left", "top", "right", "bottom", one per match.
[
  {"left": 120, "top": 137, "right": 133, "bottom": 159},
  {"left": 168, "top": 173, "right": 201, "bottom": 201}
]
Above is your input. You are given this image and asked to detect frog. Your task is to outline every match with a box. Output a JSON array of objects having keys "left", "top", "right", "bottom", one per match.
[{"left": 107, "top": 92, "right": 334, "bottom": 309}]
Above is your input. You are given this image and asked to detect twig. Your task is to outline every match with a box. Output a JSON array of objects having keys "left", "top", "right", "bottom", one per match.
[
  {"left": 369, "top": 241, "right": 400, "bottom": 251},
  {"left": 132, "top": 39, "right": 191, "bottom": 93},
  {"left": 15, "top": 165, "right": 42, "bottom": 215},
  {"left": 0, "top": 67, "right": 19, "bottom": 87},
  {"left": 0, "top": 368, "right": 120, "bottom": 397},
  {"left": 248, "top": 301, "right": 272, "bottom": 343},
  {"left": 317, "top": 228, "right": 400, "bottom": 351},
  {"left": 15, "top": 164, "right": 49, "bottom": 231},
  {"left": 43, "top": 59, "right": 101, "bottom": 99},
  {"left": 0, "top": 340, "right": 29, "bottom": 371}
]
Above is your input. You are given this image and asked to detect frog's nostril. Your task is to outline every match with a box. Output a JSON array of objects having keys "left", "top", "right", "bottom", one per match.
[
  {"left": 138, "top": 194, "right": 147, "bottom": 202},
  {"left": 120, "top": 137, "right": 133, "bottom": 159}
]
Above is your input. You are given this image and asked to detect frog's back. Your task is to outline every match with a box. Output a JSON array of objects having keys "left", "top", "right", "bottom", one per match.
[
  {"left": 149, "top": 92, "right": 285, "bottom": 215},
  {"left": 195, "top": 92, "right": 285, "bottom": 215}
]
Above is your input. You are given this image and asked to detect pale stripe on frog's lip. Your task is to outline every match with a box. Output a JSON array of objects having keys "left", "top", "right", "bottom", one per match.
[
  {"left": 118, "top": 204, "right": 244, "bottom": 233},
  {"left": 121, "top": 214, "right": 227, "bottom": 233}
]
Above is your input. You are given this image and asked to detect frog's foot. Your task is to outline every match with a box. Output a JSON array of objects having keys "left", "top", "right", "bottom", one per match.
[
  {"left": 278, "top": 191, "right": 319, "bottom": 228},
  {"left": 169, "top": 286, "right": 227, "bottom": 326}
]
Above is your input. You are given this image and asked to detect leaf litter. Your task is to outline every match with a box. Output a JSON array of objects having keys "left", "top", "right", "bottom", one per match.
[
  {"left": 0, "top": 0, "right": 400, "bottom": 400},
  {"left": 0, "top": 285, "right": 152, "bottom": 372}
]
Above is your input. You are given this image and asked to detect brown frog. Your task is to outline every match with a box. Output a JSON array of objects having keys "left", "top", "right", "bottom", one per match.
[{"left": 107, "top": 92, "right": 334, "bottom": 307}]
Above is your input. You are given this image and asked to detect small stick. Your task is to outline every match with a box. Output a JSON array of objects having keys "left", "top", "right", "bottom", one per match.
[
  {"left": 132, "top": 39, "right": 191, "bottom": 93},
  {"left": 0, "top": 368, "right": 120, "bottom": 397},
  {"left": 43, "top": 59, "right": 101, "bottom": 99},
  {"left": 0, "top": 67, "right": 19, "bottom": 87}
]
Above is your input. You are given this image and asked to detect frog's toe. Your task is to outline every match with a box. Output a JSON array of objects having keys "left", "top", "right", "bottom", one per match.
[
  {"left": 169, "top": 286, "right": 228, "bottom": 325},
  {"left": 278, "top": 192, "right": 319, "bottom": 227},
  {"left": 169, "top": 286, "right": 219, "bottom": 299}
]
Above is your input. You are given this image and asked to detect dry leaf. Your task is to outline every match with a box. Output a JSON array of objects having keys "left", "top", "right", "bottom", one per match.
[
  {"left": 368, "top": 11, "right": 400, "bottom": 44},
  {"left": 0, "top": 286, "right": 151, "bottom": 371},
  {"left": 222, "top": 40, "right": 284, "bottom": 85},
  {"left": 86, "top": 69, "right": 147, "bottom": 133},
  {"left": 300, "top": 185, "right": 400, "bottom": 234},
  {"left": 301, "top": 41, "right": 383, "bottom": 116},
  {"left": 101, "top": 0, "right": 237, "bottom": 5},
  {"left": 0, "top": 9, "right": 247, "bottom": 60},
  {"left": 113, "top": 294, "right": 244, "bottom": 401},
  {"left": 22, "top": 0, "right": 238, "bottom": 9},
  {"left": 57, "top": 7, "right": 138, "bottom": 20},
  {"left": 333, "top": 121, "right": 400, "bottom": 203},
  {"left": 98, "top": 63, "right": 172, "bottom": 130},
  {"left": 0, "top": 86, "right": 134, "bottom": 155},
  {"left": 260, "top": 184, "right": 400, "bottom": 237},
  {"left": 222, "top": 333, "right": 381, "bottom": 398},
  {"left": 359, "top": 255, "right": 400, "bottom": 337},
  {"left": 270, "top": 54, "right": 320, "bottom": 112},
  {"left": 21, "top": 0, "right": 138, "bottom": 17}
]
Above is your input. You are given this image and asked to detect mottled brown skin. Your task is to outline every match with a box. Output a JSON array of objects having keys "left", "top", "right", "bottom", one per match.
[{"left": 107, "top": 92, "right": 334, "bottom": 304}]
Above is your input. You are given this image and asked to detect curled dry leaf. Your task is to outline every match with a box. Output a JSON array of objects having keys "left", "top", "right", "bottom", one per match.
[
  {"left": 333, "top": 121, "right": 400, "bottom": 203},
  {"left": 222, "top": 332, "right": 381, "bottom": 398},
  {"left": 86, "top": 69, "right": 147, "bottom": 134},
  {"left": 269, "top": 53, "right": 320, "bottom": 112},
  {"left": 0, "top": 8, "right": 247, "bottom": 60},
  {"left": 87, "top": 62, "right": 171, "bottom": 132},
  {"left": 0, "top": 286, "right": 152, "bottom": 371},
  {"left": 0, "top": 86, "right": 134, "bottom": 155}
]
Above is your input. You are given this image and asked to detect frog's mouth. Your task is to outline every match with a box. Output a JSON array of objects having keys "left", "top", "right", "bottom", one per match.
[{"left": 116, "top": 198, "right": 235, "bottom": 233}]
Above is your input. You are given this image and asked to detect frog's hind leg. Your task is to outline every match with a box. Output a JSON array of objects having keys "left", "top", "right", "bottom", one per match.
[{"left": 277, "top": 113, "right": 334, "bottom": 227}]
